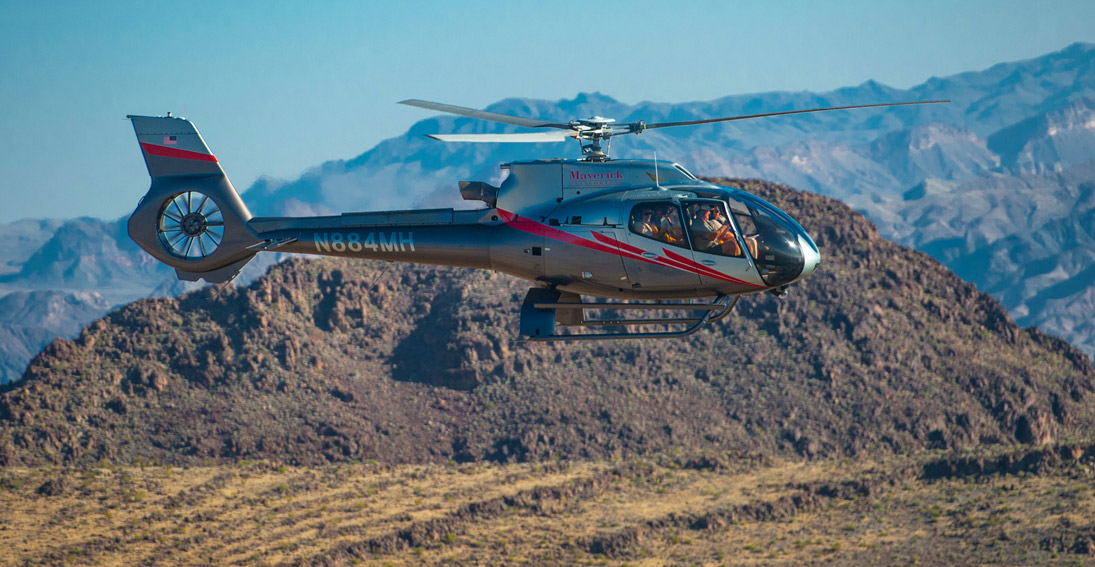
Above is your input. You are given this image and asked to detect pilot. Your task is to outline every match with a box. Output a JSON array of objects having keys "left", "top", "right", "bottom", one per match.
[
  {"left": 692, "top": 206, "right": 741, "bottom": 256},
  {"left": 689, "top": 205, "right": 718, "bottom": 252},
  {"left": 711, "top": 209, "right": 743, "bottom": 256}
]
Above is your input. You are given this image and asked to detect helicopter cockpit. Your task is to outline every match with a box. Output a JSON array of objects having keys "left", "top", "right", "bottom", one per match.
[
  {"left": 715, "top": 190, "right": 818, "bottom": 287},
  {"left": 626, "top": 187, "right": 819, "bottom": 289}
]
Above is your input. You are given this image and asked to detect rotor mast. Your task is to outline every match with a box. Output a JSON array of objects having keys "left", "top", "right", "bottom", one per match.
[{"left": 573, "top": 116, "right": 617, "bottom": 161}]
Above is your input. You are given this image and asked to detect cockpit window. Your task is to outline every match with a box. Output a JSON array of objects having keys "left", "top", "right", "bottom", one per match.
[
  {"left": 683, "top": 201, "right": 745, "bottom": 258},
  {"left": 628, "top": 202, "right": 688, "bottom": 249},
  {"left": 673, "top": 164, "right": 698, "bottom": 179},
  {"left": 726, "top": 193, "right": 806, "bottom": 286}
]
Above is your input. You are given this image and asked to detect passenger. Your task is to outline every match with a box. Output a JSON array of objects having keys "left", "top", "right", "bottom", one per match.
[
  {"left": 657, "top": 206, "right": 682, "bottom": 243},
  {"left": 743, "top": 233, "right": 760, "bottom": 258},
  {"left": 632, "top": 208, "right": 659, "bottom": 238}
]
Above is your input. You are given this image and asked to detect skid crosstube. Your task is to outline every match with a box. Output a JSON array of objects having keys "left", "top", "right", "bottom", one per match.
[{"left": 518, "top": 288, "right": 738, "bottom": 341}]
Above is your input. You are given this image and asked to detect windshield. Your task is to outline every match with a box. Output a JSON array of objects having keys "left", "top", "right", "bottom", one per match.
[{"left": 727, "top": 193, "right": 805, "bottom": 287}]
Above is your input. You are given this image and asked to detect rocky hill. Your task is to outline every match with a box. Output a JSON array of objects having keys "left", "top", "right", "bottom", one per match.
[{"left": 1, "top": 180, "right": 1091, "bottom": 467}]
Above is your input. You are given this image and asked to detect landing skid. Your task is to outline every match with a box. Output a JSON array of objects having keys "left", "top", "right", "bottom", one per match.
[{"left": 518, "top": 288, "right": 739, "bottom": 342}]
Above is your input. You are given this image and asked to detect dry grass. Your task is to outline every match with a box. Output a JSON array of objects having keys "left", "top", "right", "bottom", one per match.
[{"left": 1, "top": 451, "right": 1093, "bottom": 566}]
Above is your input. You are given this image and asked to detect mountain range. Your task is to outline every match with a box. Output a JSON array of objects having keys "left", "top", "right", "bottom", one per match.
[{"left": 1, "top": 42, "right": 1094, "bottom": 383}]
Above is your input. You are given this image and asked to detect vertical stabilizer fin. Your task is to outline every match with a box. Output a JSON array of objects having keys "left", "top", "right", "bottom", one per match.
[{"left": 128, "top": 114, "right": 225, "bottom": 178}]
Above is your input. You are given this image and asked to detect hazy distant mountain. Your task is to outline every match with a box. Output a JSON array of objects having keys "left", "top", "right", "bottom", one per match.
[
  {"left": 858, "top": 161, "right": 1095, "bottom": 355},
  {"left": 0, "top": 219, "right": 64, "bottom": 276},
  {"left": 240, "top": 89, "right": 957, "bottom": 215},
  {"left": 988, "top": 97, "right": 1095, "bottom": 174},
  {"left": 2, "top": 42, "right": 1095, "bottom": 383},
  {"left": 862, "top": 123, "right": 1001, "bottom": 186},
  {"left": 242, "top": 42, "right": 1095, "bottom": 215},
  {"left": 0, "top": 218, "right": 170, "bottom": 300},
  {"left": 907, "top": 42, "right": 1095, "bottom": 135}
]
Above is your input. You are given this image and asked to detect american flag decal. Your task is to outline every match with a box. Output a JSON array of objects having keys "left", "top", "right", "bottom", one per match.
[{"left": 164, "top": 135, "right": 177, "bottom": 145}]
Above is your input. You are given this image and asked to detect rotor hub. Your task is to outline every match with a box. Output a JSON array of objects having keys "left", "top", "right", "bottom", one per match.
[
  {"left": 181, "top": 212, "right": 208, "bottom": 236},
  {"left": 576, "top": 116, "right": 615, "bottom": 128}
]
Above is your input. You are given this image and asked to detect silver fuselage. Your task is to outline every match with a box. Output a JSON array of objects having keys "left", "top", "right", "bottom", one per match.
[{"left": 246, "top": 160, "right": 819, "bottom": 300}]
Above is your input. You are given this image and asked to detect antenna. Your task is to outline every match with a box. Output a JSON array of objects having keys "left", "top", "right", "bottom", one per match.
[{"left": 654, "top": 151, "right": 660, "bottom": 189}]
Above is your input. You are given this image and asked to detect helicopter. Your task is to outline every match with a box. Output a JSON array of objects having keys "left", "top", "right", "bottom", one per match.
[{"left": 126, "top": 98, "right": 946, "bottom": 341}]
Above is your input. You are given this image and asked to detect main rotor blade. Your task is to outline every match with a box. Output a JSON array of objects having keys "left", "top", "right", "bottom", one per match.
[
  {"left": 400, "top": 99, "right": 571, "bottom": 129},
  {"left": 642, "top": 100, "right": 950, "bottom": 130},
  {"left": 427, "top": 132, "right": 572, "bottom": 143}
]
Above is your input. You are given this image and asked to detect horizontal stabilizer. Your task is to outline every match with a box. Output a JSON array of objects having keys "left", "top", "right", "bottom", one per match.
[{"left": 175, "top": 254, "right": 255, "bottom": 284}]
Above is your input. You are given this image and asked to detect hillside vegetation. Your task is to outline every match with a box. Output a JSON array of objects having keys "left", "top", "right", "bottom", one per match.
[{"left": 1, "top": 180, "right": 1091, "bottom": 468}]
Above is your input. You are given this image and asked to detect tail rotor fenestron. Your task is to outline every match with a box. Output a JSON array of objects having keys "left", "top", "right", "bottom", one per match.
[
  {"left": 157, "top": 190, "right": 225, "bottom": 260},
  {"left": 127, "top": 114, "right": 259, "bottom": 283}
]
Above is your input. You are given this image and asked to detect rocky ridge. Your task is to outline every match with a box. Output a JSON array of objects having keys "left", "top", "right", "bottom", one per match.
[{"left": 0, "top": 180, "right": 1091, "bottom": 467}]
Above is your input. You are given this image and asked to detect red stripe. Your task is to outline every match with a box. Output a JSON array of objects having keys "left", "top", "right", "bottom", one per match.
[
  {"left": 591, "top": 230, "right": 717, "bottom": 277},
  {"left": 655, "top": 249, "right": 722, "bottom": 278},
  {"left": 589, "top": 223, "right": 758, "bottom": 286},
  {"left": 140, "top": 142, "right": 218, "bottom": 163},
  {"left": 662, "top": 248, "right": 758, "bottom": 286},
  {"left": 593, "top": 231, "right": 644, "bottom": 255},
  {"left": 499, "top": 208, "right": 762, "bottom": 288},
  {"left": 497, "top": 209, "right": 623, "bottom": 256}
]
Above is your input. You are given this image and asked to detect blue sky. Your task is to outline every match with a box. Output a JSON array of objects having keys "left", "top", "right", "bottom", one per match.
[{"left": 1, "top": 0, "right": 1093, "bottom": 224}]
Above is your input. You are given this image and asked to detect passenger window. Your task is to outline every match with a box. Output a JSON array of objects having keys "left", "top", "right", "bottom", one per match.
[
  {"left": 684, "top": 202, "right": 745, "bottom": 258},
  {"left": 628, "top": 203, "right": 688, "bottom": 249}
]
